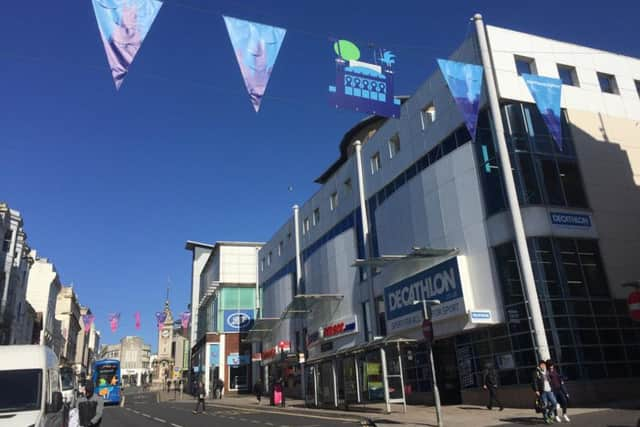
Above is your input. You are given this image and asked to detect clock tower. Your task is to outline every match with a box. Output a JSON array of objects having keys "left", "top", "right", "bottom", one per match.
[{"left": 156, "top": 298, "right": 174, "bottom": 384}]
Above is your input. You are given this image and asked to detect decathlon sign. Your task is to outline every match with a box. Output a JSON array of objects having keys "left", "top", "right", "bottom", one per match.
[
  {"left": 384, "top": 257, "right": 465, "bottom": 335},
  {"left": 550, "top": 212, "right": 591, "bottom": 228}
]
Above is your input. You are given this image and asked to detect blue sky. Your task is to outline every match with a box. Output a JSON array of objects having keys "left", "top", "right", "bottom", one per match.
[{"left": 1, "top": 0, "right": 638, "bottom": 351}]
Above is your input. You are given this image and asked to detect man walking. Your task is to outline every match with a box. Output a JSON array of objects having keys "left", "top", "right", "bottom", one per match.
[
  {"left": 254, "top": 378, "right": 264, "bottom": 404},
  {"left": 193, "top": 380, "right": 206, "bottom": 415},
  {"left": 77, "top": 382, "right": 104, "bottom": 427},
  {"left": 532, "top": 360, "right": 559, "bottom": 424},
  {"left": 482, "top": 363, "right": 503, "bottom": 411}
]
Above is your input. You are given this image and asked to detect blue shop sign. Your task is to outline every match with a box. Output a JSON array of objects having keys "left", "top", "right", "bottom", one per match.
[
  {"left": 550, "top": 212, "right": 591, "bottom": 228},
  {"left": 223, "top": 309, "right": 254, "bottom": 332}
]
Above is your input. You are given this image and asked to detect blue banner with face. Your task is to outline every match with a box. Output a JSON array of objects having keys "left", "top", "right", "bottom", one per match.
[
  {"left": 328, "top": 40, "right": 401, "bottom": 118},
  {"left": 223, "top": 309, "right": 254, "bottom": 332},
  {"left": 522, "top": 74, "right": 563, "bottom": 151},
  {"left": 437, "top": 59, "right": 484, "bottom": 141}
]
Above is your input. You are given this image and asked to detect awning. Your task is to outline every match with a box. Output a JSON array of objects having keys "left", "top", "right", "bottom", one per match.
[
  {"left": 306, "top": 337, "right": 416, "bottom": 364},
  {"left": 280, "top": 294, "right": 344, "bottom": 319},
  {"left": 243, "top": 318, "right": 280, "bottom": 343},
  {"left": 352, "top": 246, "right": 458, "bottom": 268}
]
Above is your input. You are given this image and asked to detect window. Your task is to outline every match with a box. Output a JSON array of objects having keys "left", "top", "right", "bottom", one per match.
[
  {"left": 388, "top": 134, "right": 400, "bottom": 158},
  {"left": 330, "top": 192, "right": 338, "bottom": 211},
  {"left": 278, "top": 241, "right": 283, "bottom": 256},
  {"left": 557, "top": 64, "right": 578, "bottom": 87},
  {"left": 597, "top": 72, "right": 618, "bottom": 94},
  {"left": 344, "top": 178, "right": 352, "bottom": 192},
  {"left": 313, "top": 208, "right": 320, "bottom": 226},
  {"left": 515, "top": 56, "right": 536, "bottom": 76},
  {"left": 267, "top": 252, "right": 272, "bottom": 267},
  {"left": 635, "top": 80, "right": 640, "bottom": 98},
  {"left": 303, "top": 217, "right": 310, "bottom": 234},
  {"left": 2, "top": 230, "right": 11, "bottom": 252},
  {"left": 370, "top": 152, "right": 381, "bottom": 174},
  {"left": 421, "top": 104, "right": 436, "bottom": 130}
]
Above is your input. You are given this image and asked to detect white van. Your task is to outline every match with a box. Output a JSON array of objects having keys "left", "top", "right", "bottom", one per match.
[{"left": 0, "top": 345, "right": 65, "bottom": 427}]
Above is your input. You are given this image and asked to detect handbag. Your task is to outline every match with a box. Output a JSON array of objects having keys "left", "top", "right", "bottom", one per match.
[{"left": 534, "top": 397, "right": 543, "bottom": 413}]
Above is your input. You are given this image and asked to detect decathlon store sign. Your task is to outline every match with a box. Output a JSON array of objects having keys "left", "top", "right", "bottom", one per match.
[{"left": 384, "top": 257, "right": 464, "bottom": 335}]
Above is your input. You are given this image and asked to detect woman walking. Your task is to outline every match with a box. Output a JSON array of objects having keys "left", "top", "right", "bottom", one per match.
[{"left": 547, "top": 360, "right": 570, "bottom": 422}]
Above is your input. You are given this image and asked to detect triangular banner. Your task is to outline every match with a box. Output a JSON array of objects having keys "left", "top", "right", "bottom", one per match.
[
  {"left": 108, "top": 312, "right": 120, "bottom": 333},
  {"left": 82, "top": 314, "right": 95, "bottom": 334},
  {"left": 522, "top": 74, "right": 563, "bottom": 151},
  {"left": 223, "top": 16, "right": 286, "bottom": 112},
  {"left": 155, "top": 311, "right": 167, "bottom": 330},
  {"left": 134, "top": 311, "right": 141, "bottom": 330},
  {"left": 180, "top": 311, "right": 191, "bottom": 331},
  {"left": 92, "top": 0, "right": 163, "bottom": 90},
  {"left": 437, "top": 59, "right": 484, "bottom": 141}
]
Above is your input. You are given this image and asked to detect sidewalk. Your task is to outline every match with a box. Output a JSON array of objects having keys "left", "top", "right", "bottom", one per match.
[{"left": 158, "top": 391, "right": 635, "bottom": 426}]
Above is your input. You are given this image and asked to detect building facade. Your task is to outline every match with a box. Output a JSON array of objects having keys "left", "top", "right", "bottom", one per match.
[
  {"left": 188, "top": 241, "right": 262, "bottom": 397},
  {"left": 120, "top": 336, "right": 152, "bottom": 386},
  {"left": 185, "top": 241, "right": 215, "bottom": 346},
  {"left": 56, "top": 286, "right": 82, "bottom": 366},
  {"left": 255, "top": 22, "right": 640, "bottom": 408},
  {"left": 0, "top": 202, "right": 32, "bottom": 345}
]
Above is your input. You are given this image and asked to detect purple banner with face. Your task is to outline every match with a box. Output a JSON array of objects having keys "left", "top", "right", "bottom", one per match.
[
  {"left": 82, "top": 314, "right": 95, "bottom": 334},
  {"left": 180, "top": 311, "right": 191, "bottom": 331},
  {"left": 108, "top": 312, "right": 120, "bottom": 333},
  {"left": 155, "top": 311, "right": 167, "bottom": 330},
  {"left": 223, "top": 16, "right": 287, "bottom": 112},
  {"left": 135, "top": 311, "right": 141, "bottom": 330},
  {"left": 92, "top": 0, "right": 163, "bottom": 90},
  {"left": 522, "top": 74, "right": 563, "bottom": 151},
  {"left": 437, "top": 59, "right": 484, "bottom": 141}
]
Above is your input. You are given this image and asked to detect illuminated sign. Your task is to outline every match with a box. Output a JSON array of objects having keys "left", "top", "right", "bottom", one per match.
[{"left": 307, "top": 316, "right": 358, "bottom": 347}]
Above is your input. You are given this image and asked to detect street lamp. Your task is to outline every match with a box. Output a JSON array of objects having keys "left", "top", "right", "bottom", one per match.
[{"left": 413, "top": 299, "right": 442, "bottom": 427}]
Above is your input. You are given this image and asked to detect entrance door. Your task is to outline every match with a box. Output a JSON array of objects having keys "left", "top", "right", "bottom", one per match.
[
  {"left": 229, "top": 365, "right": 249, "bottom": 391},
  {"left": 433, "top": 337, "right": 461, "bottom": 404}
]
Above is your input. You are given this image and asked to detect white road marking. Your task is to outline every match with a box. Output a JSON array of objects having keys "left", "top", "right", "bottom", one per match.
[
  {"left": 153, "top": 417, "right": 166, "bottom": 423},
  {"left": 142, "top": 413, "right": 151, "bottom": 418},
  {"left": 170, "top": 424, "right": 183, "bottom": 427},
  {"left": 265, "top": 423, "right": 274, "bottom": 426},
  {"left": 132, "top": 410, "right": 140, "bottom": 414}
]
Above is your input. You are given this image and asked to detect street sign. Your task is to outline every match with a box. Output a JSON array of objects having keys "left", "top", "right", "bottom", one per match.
[
  {"left": 422, "top": 319, "right": 433, "bottom": 343},
  {"left": 629, "top": 291, "right": 640, "bottom": 321}
]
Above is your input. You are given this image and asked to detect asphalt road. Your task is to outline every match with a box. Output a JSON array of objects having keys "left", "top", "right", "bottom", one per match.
[
  {"left": 496, "top": 409, "right": 640, "bottom": 427},
  {"left": 102, "top": 390, "right": 359, "bottom": 427}
]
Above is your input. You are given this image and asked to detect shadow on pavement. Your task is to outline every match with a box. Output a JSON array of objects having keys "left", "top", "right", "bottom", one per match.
[{"left": 498, "top": 416, "right": 546, "bottom": 425}]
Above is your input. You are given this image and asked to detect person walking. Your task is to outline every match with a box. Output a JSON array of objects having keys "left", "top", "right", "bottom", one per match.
[
  {"left": 77, "top": 381, "right": 104, "bottom": 427},
  {"left": 547, "top": 360, "right": 570, "bottom": 422},
  {"left": 254, "top": 378, "right": 264, "bottom": 404},
  {"left": 193, "top": 380, "right": 206, "bottom": 415},
  {"left": 216, "top": 378, "right": 225, "bottom": 400},
  {"left": 482, "top": 363, "right": 504, "bottom": 411},
  {"left": 532, "top": 360, "right": 559, "bottom": 424}
]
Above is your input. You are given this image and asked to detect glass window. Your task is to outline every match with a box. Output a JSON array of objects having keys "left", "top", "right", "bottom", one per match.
[
  {"left": 557, "top": 160, "right": 588, "bottom": 208},
  {"left": 370, "top": 152, "right": 381, "bottom": 174},
  {"left": 303, "top": 218, "right": 310, "bottom": 234},
  {"left": 597, "top": 72, "right": 618, "bottom": 94},
  {"left": 278, "top": 241, "right": 283, "bottom": 256},
  {"left": 576, "top": 240, "right": 609, "bottom": 297},
  {"left": 330, "top": 192, "right": 338, "bottom": 211},
  {"left": 388, "top": 134, "right": 400, "bottom": 158},
  {"left": 0, "top": 369, "right": 42, "bottom": 412},
  {"left": 537, "top": 157, "right": 564, "bottom": 205},
  {"left": 557, "top": 64, "right": 579, "bottom": 87},
  {"left": 515, "top": 56, "right": 535, "bottom": 76},
  {"left": 516, "top": 153, "right": 542, "bottom": 204},
  {"left": 267, "top": 252, "right": 272, "bottom": 266},
  {"left": 557, "top": 239, "right": 587, "bottom": 297},
  {"left": 494, "top": 243, "right": 524, "bottom": 305},
  {"left": 422, "top": 103, "right": 436, "bottom": 129},
  {"left": 313, "top": 208, "right": 320, "bottom": 226},
  {"left": 636, "top": 80, "right": 640, "bottom": 99}
]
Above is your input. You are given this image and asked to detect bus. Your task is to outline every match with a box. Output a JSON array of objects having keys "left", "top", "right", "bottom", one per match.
[{"left": 92, "top": 359, "right": 121, "bottom": 405}]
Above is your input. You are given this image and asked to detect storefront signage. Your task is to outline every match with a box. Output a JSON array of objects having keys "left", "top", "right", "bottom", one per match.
[
  {"left": 223, "top": 309, "right": 255, "bottom": 332},
  {"left": 306, "top": 316, "right": 358, "bottom": 347},
  {"left": 320, "top": 341, "right": 334, "bottom": 353},
  {"left": 261, "top": 347, "right": 278, "bottom": 363},
  {"left": 251, "top": 353, "right": 262, "bottom": 362},
  {"left": 470, "top": 310, "right": 492, "bottom": 324},
  {"left": 384, "top": 257, "right": 465, "bottom": 335},
  {"left": 227, "top": 353, "right": 250, "bottom": 366},
  {"left": 550, "top": 212, "right": 591, "bottom": 228}
]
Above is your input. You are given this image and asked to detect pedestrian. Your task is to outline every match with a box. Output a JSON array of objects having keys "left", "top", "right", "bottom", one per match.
[
  {"left": 482, "top": 363, "right": 504, "bottom": 411},
  {"left": 254, "top": 378, "right": 264, "bottom": 404},
  {"left": 532, "top": 360, "right": 559, "bottom": 424},
  {"left": 77, "top": 381, "right": 104, "bottom": 427},
  {"left": 192, "top": 380, "right": 206, "bottom": 415},
  {"left": 216, "top": 378, "right": 225, "bottom": 400},
  {"left": 547, "top": 360, "right": 570, "bottom": 422}
]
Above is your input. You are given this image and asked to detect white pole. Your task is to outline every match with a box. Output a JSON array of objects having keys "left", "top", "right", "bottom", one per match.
[
  {"left": 353, "top": 141, "right": 378, "bottom": 338},
  {"left": 293, "top": 205, "right": 306, "bottom": 401},
  {"left": 472, "top": 13, "right": 550, "bottom": 361}
]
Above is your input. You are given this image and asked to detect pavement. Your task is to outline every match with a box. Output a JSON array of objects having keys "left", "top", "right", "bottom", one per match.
[{"left": 103, "top": 388, "right": 640, "bottom": 427}]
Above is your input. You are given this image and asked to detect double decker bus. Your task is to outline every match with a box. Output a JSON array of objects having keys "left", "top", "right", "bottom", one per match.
[{"left": 92, "top": 359, "right": 121, "bottom": 405}]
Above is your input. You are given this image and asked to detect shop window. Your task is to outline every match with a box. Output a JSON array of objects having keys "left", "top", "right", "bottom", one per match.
[
  {"left": 597, "top": 72, "right": 618, "bottom": 94},
  {"left": 515, "top": 55, "right": 536, "bottom": 76},
  {"left": 557, "top": 64, "right": 579, "bottom": 87}
]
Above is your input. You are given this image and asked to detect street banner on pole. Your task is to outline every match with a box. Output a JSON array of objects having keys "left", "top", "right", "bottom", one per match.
[
  {"left": 82, "top": 314, "right": 95, "bottom": 334},
  {"left": 155, "top": 311, "right": 166, "bottom": 330},
  {"left": 223, "top": 16, "right": 287, "bottom": 112},
  {"left": 329, "top": 39, "right": 401, "bottom": 118},
  {"left": 522, "top": 74, "right": 564, "bottom": 151},
  {"left": 437, "top": 59, "right": 484, "bottom": 141},
  {"left": 135, "top": 311, "right": 141, "bottom": 330},
  {"left": 108, "top": 312, "right": 120, "bottom": 333},
  {"left": 180, "top": 311, "right": 191, "bottom": 332},
  {"left": 92, "top": 0, "right": 163, "bottom": 90}
]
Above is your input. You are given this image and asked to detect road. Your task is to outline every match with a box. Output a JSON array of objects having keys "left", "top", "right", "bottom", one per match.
[{"left": 103, "top": 390, "right": 359, "bottom": 427}]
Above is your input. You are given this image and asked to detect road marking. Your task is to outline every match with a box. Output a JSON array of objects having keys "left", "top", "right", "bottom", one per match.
[
  {"left": 142, "top": 413, "right": 151, "bottom": 418},
  {"left": 153, "top": 417, "right": 166, "bottom": 423},
  {"left": 132, "top": 410, "right": 140, "bottom": 414},
  {"left": 170, "top": 424, "right": 183, "bottom": 427},
  {"left": 265, "top": 423, "right": 274, "bottom": 426},
  {"left": 205, "top": 403, "right": 360, "bottom": 423}
]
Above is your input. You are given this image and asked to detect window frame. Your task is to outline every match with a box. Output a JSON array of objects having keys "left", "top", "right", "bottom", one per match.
[
  {"left": 557, "top": 64, "right": 579, "bottom": 87},
  {"left": 370, "top": 152, "right": 381, "bottom": 174},
  {"left": 597, "top": 72, "right": 619, "bottom": 94},
  {"left": 514, "top": 55, "right": 536, "bottom": 76},
  {"left": 329, "top": 192, "right": 338, "bottom": 211},
  {"left": 421, "top": 104, "right": 436, "bottom": 130},
  {"left": 388, "top": 133, "right": 401, "bottom": 159},
  {"left": 313, "top": 208, "right": 320, "bottom": 226}
]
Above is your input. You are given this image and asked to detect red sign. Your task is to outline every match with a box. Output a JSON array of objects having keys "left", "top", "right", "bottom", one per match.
[
  {"left": 278, "top": 340, "right": 291, "bottom": 352},
  {"left": 629, "top": 291, "right": 640, "bottom": 322},
  {"left": 323, "top": 322, "right": 345, "bottom": 338},
  {"left": 262, "top": 347, "right": 277, "bottom": 361},
  {"left": 251, "top": 353, "right": 262, "bottom": 362},
  {"left": 422, "top": 319, "right": 433, "bottom": 343}
]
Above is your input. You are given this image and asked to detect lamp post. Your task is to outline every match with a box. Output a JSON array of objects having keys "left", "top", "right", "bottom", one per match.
[{"left": 413, "top": 299, "right": 442, "bottom": 427}]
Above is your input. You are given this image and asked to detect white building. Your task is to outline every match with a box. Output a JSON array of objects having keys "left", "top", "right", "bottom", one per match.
[
  {"left": 185, "top": 241, "right": 215, "bottom": 346},
  {"left": 255, "top": 18, "right": 640, "bottom": 408},
  {"left": 0, "top": 202, "right": 32, "bottom": 345},
  {"left": 120, "top": 336, "right": 152, "bottom": 386},
  {"left": 26, "top": 251, "right": 64, "bottom": 354},
  {"left": 56, "top": 286, "right": 81, "bottom": 366}
]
